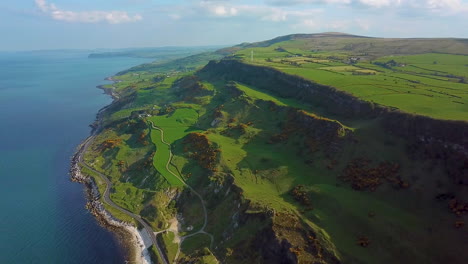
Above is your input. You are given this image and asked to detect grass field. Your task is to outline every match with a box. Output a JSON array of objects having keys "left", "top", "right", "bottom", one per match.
[
  {"left": 235, "top": 43, "right": 468, "bottom": 121},
  {"left": 161, "top": 232, "right": 179, "bottom": 263},
  {"left": 149, "top": 108, "right": 201, "bottom": 186}
]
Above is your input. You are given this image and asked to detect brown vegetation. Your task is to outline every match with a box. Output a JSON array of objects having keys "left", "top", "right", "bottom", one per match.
[
  {"left": 138, "top": 132, "right": 149, "bottom": 146},
  {"left": 98, "top": 138, "right": 122, "bottom": 151},
  {"left": 357, "top": 236, "right": 370, "bottom": 247},
  {"left": 184, "top": 133, "right": 220, "bottom": 172},
  {"left": 341, "top": 158, "right": 403, "bottom": 191},
  {"left": 290, "top": 185, "right": 313, "bottom": 209},
  {"left": 448, "top": 198, "right": 468, "bottom": 216},
  {"left": 213, "top": 104, "right": 224, "bottom": 119},
  {"left": 173, "top": 75, "right": 213, "bottom": 101},
  {"left": 268, "top": 109, "right": 348, "bottom": 157},
  {"left": 224, "top": 122, "right": 250, "bottom": 136},
  {"left": 454, "top": 221, "right": 465, "bottom": 228}
]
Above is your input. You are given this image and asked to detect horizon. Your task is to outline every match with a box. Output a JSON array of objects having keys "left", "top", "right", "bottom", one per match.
[
  {"left": 0, "top": 44, "right": 230, "bottom": 53},
  {"left": 2, "top": 32, "right": 468, "bottom": 53},
  {"left": 1, "top": 1, "right": 468, "bottom": 51}
]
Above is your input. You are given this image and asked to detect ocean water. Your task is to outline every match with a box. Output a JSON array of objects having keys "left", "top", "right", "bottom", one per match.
[{"left": 0, "top": 51, "right": 151, "bottom": 263}]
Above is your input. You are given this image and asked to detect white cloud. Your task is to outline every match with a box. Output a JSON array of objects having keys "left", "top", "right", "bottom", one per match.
[
  {"left": 293, "top": 17, "right": 373, "bottom": 32},
  {"left": 357, "top": 0, "right": 394, "bottom": 7},
  {"left": 295, "top": 19, "right": 319, "bottom": 30},
  {"left": 199, "top": 2, "right": 239, "bottom": 17},
  {"left": 199, "top": 1, "right": 322, "bottom": 21},
  {"left": 169, "top": 14, "right": 182, "bottom": 20},
  {"left": 423, "top": 0, "right": 468, "bottom": 13},
  {"left": 35, "top": 0, "right": 143, "bottom": 24},
  {"left": 213, "top": 6, "right": 239, "bottom": 16},
  {"left": 266, "top": 0, "right": 468, "bottom": 13}
]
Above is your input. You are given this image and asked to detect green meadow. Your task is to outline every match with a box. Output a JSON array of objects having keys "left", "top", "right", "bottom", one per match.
[
  {"left": 149, "top": 108, "right": 200, "bottom": 186},
  {"left": 235, "top": 44, "right": 468, "bottom": 121}
]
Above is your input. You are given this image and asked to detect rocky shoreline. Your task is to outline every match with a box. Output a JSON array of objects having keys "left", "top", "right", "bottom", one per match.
[{"left": 69, "top": 78, "right": 151, "bottom": 264}]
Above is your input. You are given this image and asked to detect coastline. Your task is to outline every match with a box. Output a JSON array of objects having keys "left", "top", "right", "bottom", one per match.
[{"left": 69, "top": 78, "right": 151, "bottom": 264}]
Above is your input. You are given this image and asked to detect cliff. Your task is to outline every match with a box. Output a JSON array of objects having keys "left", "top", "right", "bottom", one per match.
[{"left": 201, "top": 60, "right": 468, "bottom": 186}]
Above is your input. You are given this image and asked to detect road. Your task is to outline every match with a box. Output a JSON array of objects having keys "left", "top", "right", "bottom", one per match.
[
  {"left": 150, "top": 122, "right": 214, "bottom": 262},
  {"left": 78, "top": 134, "right": 169, "bottom": 264}
]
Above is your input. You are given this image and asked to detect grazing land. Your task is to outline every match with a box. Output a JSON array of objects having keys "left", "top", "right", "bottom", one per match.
[
  {"left": 234, "top": 37, "right": 468, "bottom": 120},
  {"left": 82, "top": 33, "right": 468, "bottom": 264}
]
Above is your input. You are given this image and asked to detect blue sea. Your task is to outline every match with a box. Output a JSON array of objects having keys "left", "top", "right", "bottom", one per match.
[{"left": 0, "top": 51, "right": 151, "bottom": 263}]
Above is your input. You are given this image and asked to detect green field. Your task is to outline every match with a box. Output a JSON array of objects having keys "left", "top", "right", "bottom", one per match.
[
  {"left": 149, "top": 108, "right": 200, "bottom": 186},
  {"left": 235, "top": 43, "right": 468, "bottom": 120},
  {"left": 161, "top": 232, "right": 179, "bottom": 263}
]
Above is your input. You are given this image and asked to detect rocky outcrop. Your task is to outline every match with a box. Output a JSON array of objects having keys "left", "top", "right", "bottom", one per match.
[
  {"left": 199, "top": 172, "right": 341, "bottom": 264},
  {"left": 172, "top": 75, "right": 213, "bottom": 101},
  {"left": 264, "top": 101, "right": 350, "bottom": 155},
  {"left": 227, "top": 207, "right": 341, "bottom": 264}
]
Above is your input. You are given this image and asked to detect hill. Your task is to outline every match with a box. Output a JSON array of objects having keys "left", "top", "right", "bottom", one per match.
[
  {"left": 231, "top": 33, "right": 468, "bottom": 121},
  {"left": 240, "top": 32, "right": 468, "bottom": 56}
]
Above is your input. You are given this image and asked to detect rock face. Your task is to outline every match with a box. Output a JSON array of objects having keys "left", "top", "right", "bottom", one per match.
[
  {"left": 199, "top": 175, "right": 342, "bottom": 264},
  {"left": 69, "top": 144, "right": 89, "bottom": 184}
]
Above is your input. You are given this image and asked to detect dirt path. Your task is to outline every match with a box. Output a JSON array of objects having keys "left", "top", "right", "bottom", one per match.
[{"left": 150, "top": 121, "right": 214, "bottom": 263}]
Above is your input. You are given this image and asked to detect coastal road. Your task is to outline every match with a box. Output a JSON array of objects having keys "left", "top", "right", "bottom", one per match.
[{"left": 78, "top": 135, "right": 169, "bottom": 264}]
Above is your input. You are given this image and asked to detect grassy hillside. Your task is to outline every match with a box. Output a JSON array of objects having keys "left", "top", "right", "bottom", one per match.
[
  {"left": 232, "top": 35, "right": 468, "bottom": 121},
  {"left": 83, "top": 34, "right": 468, "bottom": 264},
  {"left": 241, "top": 32, "right": 468, "bottom": 56}
]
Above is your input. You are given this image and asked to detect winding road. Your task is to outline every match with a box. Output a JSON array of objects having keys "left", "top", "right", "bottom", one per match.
[
  {"left": 150, "top": 122, "right": 214, "bottom": 262},
  {"left": 78, "top": 134, "right": 169, "bottom": 264},
  {"left": 78, "top": 118, "right": 215, "bottom": 264}
]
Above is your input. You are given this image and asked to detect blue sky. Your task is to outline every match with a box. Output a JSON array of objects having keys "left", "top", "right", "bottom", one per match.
[{"left": 1, "top": 0, "right": 467, "bottom": 50}]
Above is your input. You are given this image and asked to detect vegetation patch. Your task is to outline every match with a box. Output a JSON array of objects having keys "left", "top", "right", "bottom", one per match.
[
  {"left": 183, "top": 133, "right": 220, "bottom": 172},
  {"left": 340, "top": 158, "right": 406, "bottom": 191}
]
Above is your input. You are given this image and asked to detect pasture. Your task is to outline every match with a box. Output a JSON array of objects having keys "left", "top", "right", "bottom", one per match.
[
  {"left": 236, "top": 44, "right": 468, "bottom": 121},
  {"left": 149, "top": 108, "right": 200, "bottom": 186}
]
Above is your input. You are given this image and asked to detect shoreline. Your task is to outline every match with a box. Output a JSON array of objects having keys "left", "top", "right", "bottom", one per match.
[{"left": 69, "top": 78, "right": 151, "bottom": 264}]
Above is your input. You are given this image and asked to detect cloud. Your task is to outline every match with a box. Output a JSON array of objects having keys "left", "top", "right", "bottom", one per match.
[
  {"left": 266, "top": 0, "right": 387, "bottom": 7},
  {"left": 423, "top": 0, "right": 468, "bottom": 13},
  {"left": 266, "top": 0, "right": 468, "bottom": 13},
  {"left": 293, "top": 17, "right": 372, "bottom": 32},
  {"left": 35, "top": 0, "right": 143, "bottom": 24},
  {"left": 198, "top": 1, "right": 322, "bottom": 21}
]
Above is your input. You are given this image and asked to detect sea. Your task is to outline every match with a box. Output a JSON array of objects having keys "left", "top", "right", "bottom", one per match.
[{"left": 0, "top": 50, "right": 151, "bottom": 263}]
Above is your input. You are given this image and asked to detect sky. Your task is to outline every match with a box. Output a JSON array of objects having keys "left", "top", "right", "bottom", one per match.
[{"left": 0, "top": 0, "right": 467, "bottom": 50}]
